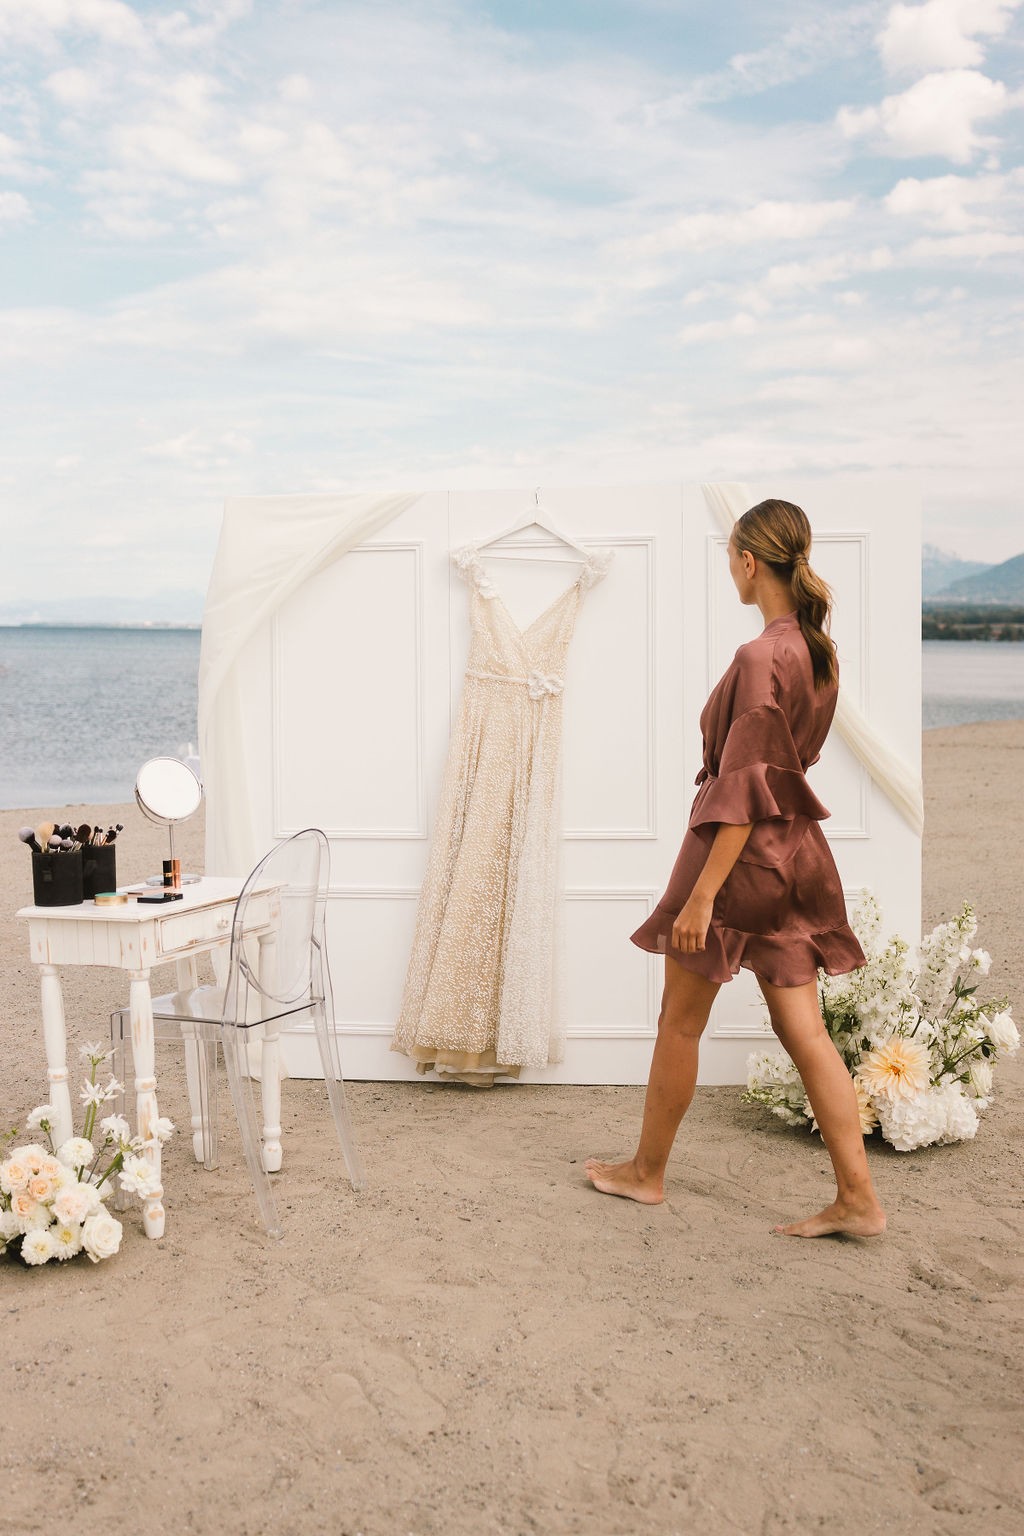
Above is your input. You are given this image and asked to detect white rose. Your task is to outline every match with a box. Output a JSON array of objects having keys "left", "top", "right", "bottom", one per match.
[
  {"left": 57, "top": 1137, "right": 94, "bottom": 1169},
  {"left": 983, "top": 1011, "right": 1019, "bottom": 1055},
  {"left": 969, "top": 1060, "right": 993, "bottom": 1100},
  {"left": 20, "top": 1228, "right": 56, "bottom": 1266},
  {"left": 81, "top": 1209, "right": 122, "bottom": 1263}
]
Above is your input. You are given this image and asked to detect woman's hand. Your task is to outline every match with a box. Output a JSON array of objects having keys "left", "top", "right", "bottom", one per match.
[{"left": 671, "top": 893, "right": 714, "bottom": 953}]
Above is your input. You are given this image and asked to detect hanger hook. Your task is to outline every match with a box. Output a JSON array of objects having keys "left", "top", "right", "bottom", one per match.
[{"left": 533, "top": 486, "right": 541, "bottom": 507}]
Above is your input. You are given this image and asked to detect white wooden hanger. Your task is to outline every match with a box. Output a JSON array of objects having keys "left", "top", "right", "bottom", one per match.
[{"left": 474, "top": 488, "right": 591, "bottom": 564}]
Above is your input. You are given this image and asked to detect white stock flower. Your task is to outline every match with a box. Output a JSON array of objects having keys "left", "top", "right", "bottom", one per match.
[
  {"left": 118, "top": 1155, "right": 159, "bottom": 1197},
  {"left": 970, "top": 949, "right": 992, "bottom": 976},
  {"left": 25, "top": 1105, "right": 55, "bottom": 1133},
  {"left": 20, "top": 1228, "right": 56, "bottom": 1266},
  {"left": 57, "top": 1137, "right": 94, "bottom": 1169},
  {"left": 99, "top": 1114, "right": 131, "bottom": 1143},
  {"left": 982, "top": 1011, "right": 1019, "bottom": 1055},
  {"left": 81, "top": 1209, "right": 122, "bottom": 1263}
]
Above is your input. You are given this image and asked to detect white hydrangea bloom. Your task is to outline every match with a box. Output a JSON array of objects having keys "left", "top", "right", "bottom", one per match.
[{"left": 876, "top": 1083, "right": 979, "bottom": 1151}]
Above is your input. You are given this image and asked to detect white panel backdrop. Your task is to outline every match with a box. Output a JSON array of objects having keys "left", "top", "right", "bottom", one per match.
[{"left": 225, "top": 481, "right": 920, "bottom": 1085}]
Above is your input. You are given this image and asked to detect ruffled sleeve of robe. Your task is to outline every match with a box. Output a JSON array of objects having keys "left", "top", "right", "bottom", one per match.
[{"left": 689, "top": 634, "right": 831, "bottom": 831}]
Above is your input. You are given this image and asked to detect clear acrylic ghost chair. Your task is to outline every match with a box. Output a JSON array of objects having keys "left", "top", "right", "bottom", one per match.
[{"left": 110, "top": 828, "right": 364, "bottom": 1238}]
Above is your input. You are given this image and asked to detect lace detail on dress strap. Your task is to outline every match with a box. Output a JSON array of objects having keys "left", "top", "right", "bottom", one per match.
[
  {"left": 577, "top": 547, "right": 614, "bottom": 592},
  {"left": 451, "top": 544, "right": 497, "bottom": 598}
]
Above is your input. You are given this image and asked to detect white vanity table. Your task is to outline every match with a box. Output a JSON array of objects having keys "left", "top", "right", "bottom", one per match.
[{"left": 17, "top": 877, "right": 279, "bottom": 1238}]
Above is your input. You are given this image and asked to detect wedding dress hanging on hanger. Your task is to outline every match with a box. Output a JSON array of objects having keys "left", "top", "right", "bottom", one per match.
[{"left": 392, "top": 507, "right": 612, "bottom": 1085}]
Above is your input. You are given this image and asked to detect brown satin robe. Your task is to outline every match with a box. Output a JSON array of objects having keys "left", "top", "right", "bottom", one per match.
[{"left": 630, "top": 610, "right": 866, "bottom": 987}]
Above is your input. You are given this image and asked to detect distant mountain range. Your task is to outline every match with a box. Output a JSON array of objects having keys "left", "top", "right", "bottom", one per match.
[
  {"left": 922, "top": 544, "right": 1024, "bottom": 604},
  {"left": 0, "top": 590, "right": 205, "bottom": 627}
]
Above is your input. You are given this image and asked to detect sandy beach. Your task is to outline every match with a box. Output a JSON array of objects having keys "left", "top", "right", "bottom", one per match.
[{"left": 2, "top": 720, "right": 1022, "bottom": 1536}]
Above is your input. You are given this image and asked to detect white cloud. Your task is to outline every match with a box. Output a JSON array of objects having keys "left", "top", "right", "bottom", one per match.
[
  {"left": 44, "top": 65, "right": 103, "bottom": 108},
  {"left": 878, "top": 0, "right": 1023, "bottom": 76},
  {"left": 0, "top": 0, "right": 145, "bottom": 48},
  {"left": 618, "top": 199, "right": 855, "bottom": 261},
  {"left": 838, "top": 69, "right": 1013, "bottom": 161},
  {"left": 0, "top": 190, "right": 33, "bottom": 225},
  {"left": 884, "top": 170, "right": 1020, "bottom": 228},
  {"left": 678, "top": 312, "right": 759, "bottom": 344}
]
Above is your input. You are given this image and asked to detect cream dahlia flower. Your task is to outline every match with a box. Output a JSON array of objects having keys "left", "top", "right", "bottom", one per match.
[
  {"left": 851, "top": 1076, "right": 879, "bottom": 1134},
  {"left": 858, "top": 1035, "right": 931, "bottom": 1102}
]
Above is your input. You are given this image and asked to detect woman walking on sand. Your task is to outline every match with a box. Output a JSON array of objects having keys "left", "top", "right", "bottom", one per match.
[{"left": 585, "top": 499, "right": 886, "bottom": 1239}]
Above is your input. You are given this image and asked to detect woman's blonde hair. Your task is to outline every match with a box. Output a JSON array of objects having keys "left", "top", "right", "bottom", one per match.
[{"left": 732, "top": 499, "right": 838, "bottom": 689}]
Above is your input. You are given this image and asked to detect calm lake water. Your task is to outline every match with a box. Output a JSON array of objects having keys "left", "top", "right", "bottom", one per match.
[{"left": 0, "top": 628, "right": 1021, "bottom": 809}]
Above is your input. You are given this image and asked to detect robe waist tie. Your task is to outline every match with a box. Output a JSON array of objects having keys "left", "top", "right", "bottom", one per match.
[{"left": 466, "top": 668, "right": 564, "bottom": 701}]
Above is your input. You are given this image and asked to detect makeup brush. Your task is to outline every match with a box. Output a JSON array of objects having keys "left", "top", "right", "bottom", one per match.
[
  {"left": 47, "top": 834, "right": 63, "bottom": 850},
  {"left": 104, "top": 824, "right": 124, "bottom": 844},
  {"left": 18, "top": 827, "right": 42, "bottom": 853},
  {"left": 36, "top": 821, "right": 55, "bottom": 850},
  {"left": 57, "top": 824, "right": 74, "bottom": 839},
  {"left": 77, "top": 824, "right": 92, "bottom": 845},
  {"left": 59, "top": 838, "right": 74, "bottom": 851}
]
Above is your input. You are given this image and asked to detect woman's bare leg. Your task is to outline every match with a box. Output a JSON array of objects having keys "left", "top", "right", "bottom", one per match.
[
  {"left": 585, "top": 960, "right": 721, "bottom": 1204},
  {"left": 759, "top": 976, "right": 886, "bottom": 1238}
]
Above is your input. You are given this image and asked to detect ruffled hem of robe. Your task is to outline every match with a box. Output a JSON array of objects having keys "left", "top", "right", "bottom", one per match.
[
  {"left": 689, "top": 760, "right": 829, "bottom": 830},
  {"left": 629, "top": 912, "right": 866, "bottom": 988}
]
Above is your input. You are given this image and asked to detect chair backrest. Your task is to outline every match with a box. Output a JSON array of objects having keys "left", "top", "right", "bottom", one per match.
[{"left": 230, "top": 828, "right": 329, "bottom": 1006}]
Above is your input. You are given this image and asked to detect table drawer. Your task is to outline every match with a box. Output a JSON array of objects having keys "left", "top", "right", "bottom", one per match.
[{"left": 154, "top": 890, "right": 278, "bottom": 959}]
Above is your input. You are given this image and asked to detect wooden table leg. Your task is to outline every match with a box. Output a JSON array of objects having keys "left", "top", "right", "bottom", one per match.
[
  {"left": 39, "top": 964, "right": 74, "bottom": 1146},
  {"left": 129, "top": 968, "right": 165, "bottom": 1239},
  {"left": 175, "top": 957, "right": 206, "bottom": 1162},
  {"left": 257, "top": 930, "right": 282, "bottom": 1173}
]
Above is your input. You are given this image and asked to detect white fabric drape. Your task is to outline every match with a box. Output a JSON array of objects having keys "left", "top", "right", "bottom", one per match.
[
  {"left": 199, "top": 492, "right": 422, "bottom": 875},
  {"left": 701, "top": 482, "right": 924, "bottom": 836}
]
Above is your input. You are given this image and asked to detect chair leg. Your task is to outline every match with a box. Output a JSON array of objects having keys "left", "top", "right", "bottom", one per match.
[
  {"left": 180, "top": 1020, "right": 206, "bottom": 1165},
  {"left": 221, "top": 1025, "right": 283, "bottom": 1239},
  {"left": 260, "top": 1026, "right": 283, "bottom": 1173},
  {"left": 310, "top": 1000, "right": 365, "bottom": 1192},
  {"left": 196, "top": 1034, "right": 219, "bottom": 1170}
]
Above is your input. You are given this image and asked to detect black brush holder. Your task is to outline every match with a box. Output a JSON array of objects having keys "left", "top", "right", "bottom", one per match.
[
  {"left": 32, "top": 850, "right": 83, "bottom": 907},
  {"left": 81, "top": 844, "right": 117, "bottom": 900}
]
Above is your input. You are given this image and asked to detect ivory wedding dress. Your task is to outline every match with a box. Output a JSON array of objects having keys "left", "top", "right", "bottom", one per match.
[{"left": 391, "top": 542, "right": 611, "bottom": 1085}]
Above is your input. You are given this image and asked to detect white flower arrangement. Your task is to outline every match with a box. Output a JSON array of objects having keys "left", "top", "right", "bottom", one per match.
[
  {"left": 743, "top": 897, "right": 1018, "bottom": 1152},
  {"left": 1, "top": 1043, "right": 174, "bottom": 1267}
]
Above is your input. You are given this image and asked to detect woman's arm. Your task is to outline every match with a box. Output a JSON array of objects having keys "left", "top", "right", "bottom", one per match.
[{"left": 671, "top": 822, "right": 753, "bottom": 953}]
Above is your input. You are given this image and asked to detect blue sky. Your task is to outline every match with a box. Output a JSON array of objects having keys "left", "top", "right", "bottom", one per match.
[{"left": 1, "top": 0, "right": 1022, "bottom": 613}]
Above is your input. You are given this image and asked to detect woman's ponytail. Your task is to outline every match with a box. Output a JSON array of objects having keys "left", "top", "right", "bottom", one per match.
[{"left": 732, "top": 500, "right": 838, "bottom": 690}]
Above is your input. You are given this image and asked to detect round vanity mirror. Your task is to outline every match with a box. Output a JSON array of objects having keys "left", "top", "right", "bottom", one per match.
[
  {"left": 135, "top": 756, "right": 204, "bottom": 824},
  {"left": 135, "top": 757, "right": 204, "bottom": 885}
]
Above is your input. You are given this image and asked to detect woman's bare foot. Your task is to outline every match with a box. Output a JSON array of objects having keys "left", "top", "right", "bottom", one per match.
[
  {"left": 772, "top": 1199, "right": 887, "bottom": 1239},
  {"left": 584, "top": 1157, "right": 664, "bottom": 1205}
]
